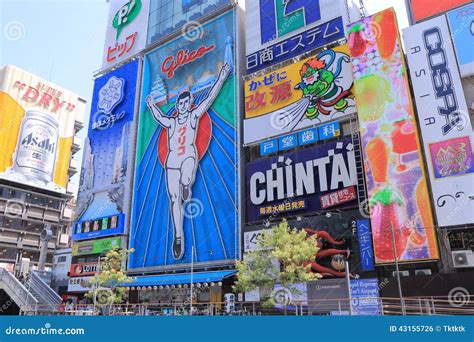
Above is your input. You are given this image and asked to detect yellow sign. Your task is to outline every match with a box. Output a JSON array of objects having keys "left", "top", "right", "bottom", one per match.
[
  {"left": 0, "top": 65, "right": 85, "bottom": 193},
  {"left": 243, "top": 44, "right": 356, "bottom": 145}
]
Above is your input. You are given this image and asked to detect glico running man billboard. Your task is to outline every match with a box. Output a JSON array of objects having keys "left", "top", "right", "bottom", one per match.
[
  {"left": 246, "top": 138, "right": 357, "bottom": 222},
  {"left": 74, "top": 60, "right": 139, "bottom": 241},
  {"left": 348, "top": 8, "right": 439, "bottom": 263},
  {"left": 244, "top": 44, "right": 356, "bottom": 145},
  {"left": 129, "top": 11, "right": 238, "bottom": 270},
  {"left": 0, "top": 65, "right": 85, "bottom": 194},
  {"left": 403, "top": 16, "right": 474, "bottom": 227}
]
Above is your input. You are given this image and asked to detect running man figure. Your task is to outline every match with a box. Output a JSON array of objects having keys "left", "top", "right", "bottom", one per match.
[{"left": 146, "top": 63, "right": 231, "bottom": 259}]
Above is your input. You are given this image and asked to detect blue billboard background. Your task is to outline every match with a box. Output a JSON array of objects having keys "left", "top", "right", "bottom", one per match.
[
  {"left": 130, "top": 11, "right": 238, "bottom": 270},
  {"left": 147, "top": 0, "right": 232, "bottom": 44},
  {"left": 74, "top": 60, "right": 138, "bottom": 240},
  {"left": 447, "top": 3, "right": 474, "bottom": 77}
]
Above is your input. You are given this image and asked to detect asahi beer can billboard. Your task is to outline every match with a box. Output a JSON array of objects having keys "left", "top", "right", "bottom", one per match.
[
  {"left": 14, "top": 111, "right": 59, "bottom": 184},
  {"left": 0, "top": 65, "right": 85, "bottom": 194}
]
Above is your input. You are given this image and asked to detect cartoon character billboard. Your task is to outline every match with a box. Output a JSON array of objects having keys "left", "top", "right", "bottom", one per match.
[
  {"left": 129, "top": 11, "right": 238, "bottom": 270},
  {"left": 348, "top": 8, "right": 439, "bottom": 263},
  {"left": 74, "top": 60, "right": 138, "bottom": 241},
  {"left": 243, "top": 44, "right": 356, "bottom": 145}
]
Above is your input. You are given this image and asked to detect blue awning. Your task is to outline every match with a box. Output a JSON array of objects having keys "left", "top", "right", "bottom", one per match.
[{"left": 121, "top": 270, "right": 237, "bottom": 287}]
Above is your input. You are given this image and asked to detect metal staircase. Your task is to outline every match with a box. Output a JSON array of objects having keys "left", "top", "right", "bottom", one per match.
[
  {"left": 349, "top": 117, "right": 368, "bottom": 208},
  {"left": 0, "top": 269, "right": 62, "bottom": 314},
  {"left": 0, "top": 268, "right": 38, "bottom": 314},
  {"left": 28, "top": 271, "right": 62, "bottom": 312}
]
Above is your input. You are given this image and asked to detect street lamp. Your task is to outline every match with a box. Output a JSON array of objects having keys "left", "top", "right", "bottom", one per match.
[{"left": 390, "top": 223, "right": 406, "bottom": 315}]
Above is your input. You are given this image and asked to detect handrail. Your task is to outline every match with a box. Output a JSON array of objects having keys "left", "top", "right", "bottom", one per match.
[
  {"left": 29, "top": 271, "right": 62, "bottom": 310},
  {"left": 0, "top": 269, "right": 38, "bottom": 313},
  {"left": 19, "top": 295, "right": 474, "bottom": 316}
]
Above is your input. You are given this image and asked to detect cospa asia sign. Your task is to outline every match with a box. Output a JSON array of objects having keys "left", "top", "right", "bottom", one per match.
[
  {"left": 0, "top": 65, "right": 85, "bottom": 194},
  {"left": 403, "top": 16, "right": 474, "bottom": 227},
  {"left": 246, "top": 138, "right": 357, "bottom": 222},
  {"left": 103, "top": 0, "right": 150, "bottom": 68},
  {"left": 245, "top": 0, "right": 351, "bottom": 73}
]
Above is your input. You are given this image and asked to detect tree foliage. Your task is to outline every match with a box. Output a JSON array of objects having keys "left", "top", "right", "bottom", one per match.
[
  {"left": 85, "top": 247, "right": 134, "bottom": 306},
  {"left": 233, "top": 220, "right": 321, "bottom": 301}
]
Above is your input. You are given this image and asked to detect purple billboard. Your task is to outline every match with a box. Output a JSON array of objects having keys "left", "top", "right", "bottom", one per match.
[{"left": 246, "top": 138, "right": 357, "bottom": 222}]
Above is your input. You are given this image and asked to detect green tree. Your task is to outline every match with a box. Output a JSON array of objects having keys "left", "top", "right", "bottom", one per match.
[
  {"left": 85, "top": 247, "right": 134, "bottom": 309},
  {"left": 233, "top": 220, "right": 321, "bottom": 306}
]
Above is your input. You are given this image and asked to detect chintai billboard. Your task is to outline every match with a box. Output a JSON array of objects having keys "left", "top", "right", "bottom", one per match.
[
  {"left": 74, "top": 60, "right": 139, "bottom": 241},
  {"left": 348, "top": 8, "right": 439, "bottom": 263},
  {"left": 0, "top": 65, "right": 85, "bottom": 194},
  {"left": 129, "top": 10, "right": 239, "bottom": 271},
  {"left": 246, "top": 138, "right": 358, "bottom": 222},
  {"left": 244, "top": 44, "right": 356, "bottom": 145}
]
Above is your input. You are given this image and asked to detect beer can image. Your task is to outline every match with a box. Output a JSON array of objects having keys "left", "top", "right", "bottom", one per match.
[{"left": 12, "top": 110, "right": 59, "bottom": 185}]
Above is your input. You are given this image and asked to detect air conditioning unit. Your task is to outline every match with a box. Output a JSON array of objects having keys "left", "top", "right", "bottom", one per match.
[
  {"left": 415, "top": 269, "right": 432, "bottom": 276},
  {"left": 392, "top": 270, "right": 410, "bottom": 277},
  {"left": 452, "top": 250, "right": 474, "bottom": 268}
]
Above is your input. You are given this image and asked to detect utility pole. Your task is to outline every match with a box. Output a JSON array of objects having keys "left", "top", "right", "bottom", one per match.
[{"left": 390, "top": 223, "right": 406, "bottom": 315}]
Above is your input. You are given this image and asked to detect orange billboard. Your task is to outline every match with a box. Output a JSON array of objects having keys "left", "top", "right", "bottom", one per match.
[
  {"left": 408, "top": 0, "right": 471, "bottom": 22},
  {"left": 348, "top": 8, "right": 439, "bottom": 263},
  {"left": 0, "top": 65, "right": 85, "bottom": 194}
]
